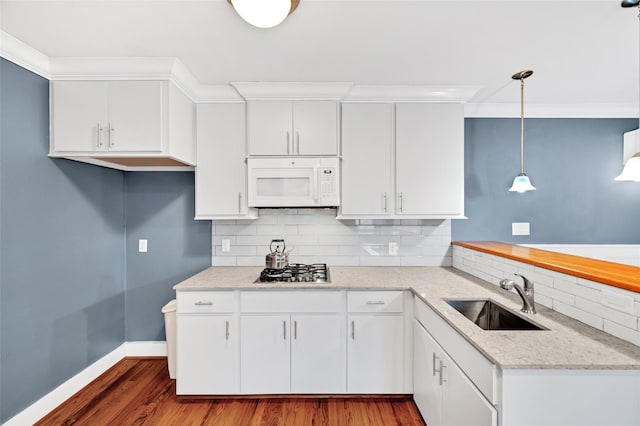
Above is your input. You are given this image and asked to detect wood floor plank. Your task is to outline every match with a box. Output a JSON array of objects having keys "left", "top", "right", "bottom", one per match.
[{"left": 36, "top": 358, "right": 426, "bottom": 426}]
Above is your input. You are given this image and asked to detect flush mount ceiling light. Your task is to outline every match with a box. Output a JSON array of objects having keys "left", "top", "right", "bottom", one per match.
[
  {"left": 227, "top": 0, "right": 300, "bottom": 29},
  {"left": 509, "top": 70, "right": 536, "bottom": 193},
  {"left": 616, "top": 0, "right": 640, "bottom": 181}
]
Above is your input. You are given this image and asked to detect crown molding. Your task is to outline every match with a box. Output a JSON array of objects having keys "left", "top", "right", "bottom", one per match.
[
  {"left": 230, "top": 82, "right": 354, "bottom": 100},
  {"left": 342, "top": 85, "right": 482, "bottom": 103},
  {"left": 465, "top": 102, "right": 638, "bottom": 118},
  {"left": 0, "top": 30, "right": 52, "bottom": 78}
]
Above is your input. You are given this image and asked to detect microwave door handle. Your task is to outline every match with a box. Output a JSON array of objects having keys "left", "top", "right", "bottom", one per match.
[{"left": 313, "top": 167, "right": 319, "bottom": 203}]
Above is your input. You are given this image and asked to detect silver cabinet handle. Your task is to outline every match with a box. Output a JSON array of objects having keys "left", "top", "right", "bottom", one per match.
[
  {"left": 383, "top": 192, "right": 387, "bottom": 212},
  {"left": 440, "top": 362, "right": 447, "bottom": 386},
  {"left": 432, "top": 353, "right": 441, "bottom": 376},
  {"left": 351, "top": 320, "right": 355, "bottom": 340},
  {"left": 286, "top": 131, "right": 290, "bottom": 155},
  {"left": 225, "top": 320, "right": 230, "bottom": 341},
  {"left": 366, "top": 300, "right": 385, "bottom": 305},
  {"left": 294, "top": 320, "right": 297, "bottom": 340},
  {"left": 194, "top": 301, "right": 213, "bottom": 306},
  {"left": 283, "top": 320, "right": 287, "bottom": 340},
  {"left": 97, "top": 123, "right": 104, "bottom": 148},
  {"left": 238, "top": 192, "right": 242, "bottom": 214},
  {"left": 109, "top": 123, "right": 115, "bottom": 147},
  {"left": 399, "top": 192, "right": 404, "bottom": 212},
  {"left": 296, "top": 131, "right": 300, "bottom": 155}
]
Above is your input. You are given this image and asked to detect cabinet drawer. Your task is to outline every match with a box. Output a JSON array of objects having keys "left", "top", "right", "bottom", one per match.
[
  {"left": 414, "top": 298, "right": 497, "bottom": 404},
  {"left": 241, "top": 291, "right": 344, "bottom": 313},
  {"left": 177, "top": 291, "right": 235, "bottom": 313},
  {"left": 347, "top": 291, "right": 404, "bottom": 313}
]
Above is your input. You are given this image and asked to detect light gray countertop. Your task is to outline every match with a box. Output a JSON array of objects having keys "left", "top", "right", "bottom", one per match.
[{"left": 174, "top": 266, "right": 640, "bottom": 370}]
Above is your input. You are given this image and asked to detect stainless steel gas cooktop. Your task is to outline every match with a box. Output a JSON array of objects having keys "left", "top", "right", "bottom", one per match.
[{"left": 256, "top": 263, "right": 330, "bottom": 283}]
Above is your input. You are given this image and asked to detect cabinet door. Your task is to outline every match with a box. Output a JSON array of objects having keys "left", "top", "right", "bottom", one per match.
[
  {"left": 291, "top": 314, "right": 346, "bottom": 393},
  {"left": 413, "top": 320, "right": 443, "bottom": 426},
  {"left": 396, "top": 103, "right": 464, "bottom": 216},
  {"left": 247, "top": 101, "right": 292, "bottom": 155},
  {"left": 441, "top": 347, "right": 497, "bottom": 426},
  {"left": 240, "top": 315, "right": 290, "bottom": 393},
  {"left": 293, "top": 101, "right": 338, "bottom": 156},
  {"left": 347, "top": 314, "right": 404, "bottom": 393},
  {"left": 176, "top": 315, "right": 235, "bottom": 395},
  {"left": 196, "top": 104, "right": 249, "bottom": 218},
  {"left": 108, "top": 81, "right": 163, "bottom": 152},
  {"left": 340, "top": 103, "right": 393, "bottom": 216},
  {"left": 51, "top": 81, "right": 110, "bottom": 152}
]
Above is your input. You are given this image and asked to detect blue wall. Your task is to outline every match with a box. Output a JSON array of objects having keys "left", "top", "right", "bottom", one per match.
[
  {"left": 124, "top": 172, "right": 211, "bottom": 341},
  {"left": 0, "top": 59, "right": 126, "bottom": 422},
  {"left": 452, "top": 118, "right": 640, "bottom": 243},
  {"left": 0, "top": 59, "right": 211, "bottom": 422}
]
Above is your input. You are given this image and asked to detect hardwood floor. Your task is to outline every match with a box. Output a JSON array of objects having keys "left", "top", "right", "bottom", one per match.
[{"left": 36, "top": 358, "right": 426, "bottom": 425}]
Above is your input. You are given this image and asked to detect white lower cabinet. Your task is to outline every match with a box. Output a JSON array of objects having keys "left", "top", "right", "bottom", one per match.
[
  {"left": 176, "top": 314, "right": 235, "bottom": 395},
  {"left": 346, "top": 291, "right": 407, "bottom": 393},
  {"left": 239, "top": 291, "right": 346, "bottom": 394},
  {"left": 413, "top": 319, "right": 497, "bottom": 426},
  {"left": 347, "top": 314, "right": 404, "bottom": 393},
  {"left": 240, "top": 315, "right": 291, "bottom": 394}
]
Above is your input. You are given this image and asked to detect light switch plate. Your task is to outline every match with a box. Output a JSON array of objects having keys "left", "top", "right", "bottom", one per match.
[
  {"left": 512, "top": 222, "right": 530, "bottom": 236},
  {"left": 138, "top": 239, "right": 148, "bottom": 253},
  {"left": 221, "top": 239, "right": 231, "bottom": 253}
]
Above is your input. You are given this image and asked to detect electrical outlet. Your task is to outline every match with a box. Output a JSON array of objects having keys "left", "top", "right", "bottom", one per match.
[
  {"left": 388, "top": 242, "right": 399, "bottom": 256},
  {"left": 138, "top": 239, "right": 148, "bottom": 253},
  {"left": 221, "top": 239, "right": 231, "bottom": 253},
  {"left": 512, "top": 222, "right": 530, "bottom": 236}
]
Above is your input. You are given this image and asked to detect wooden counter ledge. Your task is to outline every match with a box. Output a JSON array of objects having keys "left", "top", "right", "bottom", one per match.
[{"left": 452, "top": 241, "right": 640, "bottom": 294}]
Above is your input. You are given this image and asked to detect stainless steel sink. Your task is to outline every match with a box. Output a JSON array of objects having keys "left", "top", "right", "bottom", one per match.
[{"left": 444, "top": 299, "right": 545, "bottom": 331}]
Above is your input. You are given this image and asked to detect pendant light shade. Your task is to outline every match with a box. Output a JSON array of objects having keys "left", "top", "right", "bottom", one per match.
[
  {"left": 228, "top": 0, "right": 299, "bottom": 28},
  {"left": 615, "top": 153, "right": 640, "bottom": 181},
  {"left": 509, "top": 70, "right": 536, "bottom": 193},
  {"left": 509, "top": 173, "right": 537, "bottom": 192}
]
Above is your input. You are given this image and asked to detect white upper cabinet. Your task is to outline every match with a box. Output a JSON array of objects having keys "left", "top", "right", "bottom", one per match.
[
  {"left": 50, "top": 80, "right": 195, "bottom": 170},
  {"left": 195, "top": 103, "right": 257, "bottom": 220},
  {"left": 396, "top": 103, "right": 464, "bottom": 217},
  {"left": 247, "top": 100, "right": 338, "bottom": 156},
  {"left": 339, "top": 102, "right": 464, "bottom": 219},
  {"left": 340, "top": 103, "right": 393, "bottom": 216}
]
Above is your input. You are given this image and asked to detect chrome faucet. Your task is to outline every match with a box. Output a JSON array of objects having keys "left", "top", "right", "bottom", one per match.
[{"left": 499, "top": 273, "right": 536, "bottom": 314}]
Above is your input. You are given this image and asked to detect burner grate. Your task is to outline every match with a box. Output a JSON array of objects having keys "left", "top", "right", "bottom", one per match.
[{"left": 257, "top": 263, "right": 330, "bottom": 283}]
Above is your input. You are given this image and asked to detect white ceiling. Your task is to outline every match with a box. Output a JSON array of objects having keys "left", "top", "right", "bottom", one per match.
[{"left": 0, "top": 0, "right": 638, "bottom": 113}]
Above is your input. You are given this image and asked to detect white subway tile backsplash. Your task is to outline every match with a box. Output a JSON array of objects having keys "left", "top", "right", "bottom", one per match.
[
  {"left": 212, "top": 210, "right": 451, "bottom": 268},
  {"left": 534, "top": 284, "right": 575, "bottom": 306},
  {"left": 553, "top": 300, "right": 604, "bottom": 330},
  {"left": 576, "top": 297, "right": 637, "bottom": 329},
  {"left": 603, "top": 320, "right": 640, "bottom": 346},
  {"left": 601, "top": 289, "right": 636, "bottom": 315}
]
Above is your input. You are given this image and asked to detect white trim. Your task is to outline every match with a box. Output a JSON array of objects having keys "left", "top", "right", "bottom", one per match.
[
  {"left": 2, "top": 344, "right": 126, "bottom": 426},
  {"left": 125, "top": 341, "right": 168, "bottom": 357},
  {"left": 342, "top": 85, "right": 482, "bottom": 103},
  {"left": 231, "top": 81, "right": 354, "bottom": 100},
  {"left": 0, "top": 30, "right": 51, "bottom": 78},
  {"left": 465, "top": 102, "right": 637, "bottom": 118},
  {"left": 1, "top": 342, "right": 168, "bottom": 426}
]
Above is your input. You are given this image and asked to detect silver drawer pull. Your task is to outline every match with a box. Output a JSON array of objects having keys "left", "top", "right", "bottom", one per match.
[
  {"left": 440, "top": 363, "right": 447, "bottom": 386},
  {"left": 194, "top": 301, "right": 213, "bottom": 306},
  {"left": 225, "top": 321, "right": 230, "bottom": 340},
  {"left": 366, "top": 300, "right": 386, "bottom": 305}
]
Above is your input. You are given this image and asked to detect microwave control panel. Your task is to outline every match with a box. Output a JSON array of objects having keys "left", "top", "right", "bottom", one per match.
[{"left": 320, "top": 168, "right": 336, "bottom": 199}]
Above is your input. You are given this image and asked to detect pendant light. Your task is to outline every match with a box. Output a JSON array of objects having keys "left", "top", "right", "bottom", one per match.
[
  {"left": 616, "top": 0, "right": 640, "bottom": 181},
  {"left": 227, "top": 0, "right": 300, "bottom": 29},
  {"left": 509, "top": 70, "right": 536, "bottom": 193}
]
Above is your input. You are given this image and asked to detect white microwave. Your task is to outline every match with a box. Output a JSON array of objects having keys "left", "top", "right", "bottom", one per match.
[{"left": 247, "top": 157, "right": 340, "bottom": 207}]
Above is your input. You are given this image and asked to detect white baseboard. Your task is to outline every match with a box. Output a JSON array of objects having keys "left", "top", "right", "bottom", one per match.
[
  {"left": 2, "top": 341, "right": 168, "bottom": 426},
  {"left": 125, "top": 341, "right": 168, "bottom": 357}
]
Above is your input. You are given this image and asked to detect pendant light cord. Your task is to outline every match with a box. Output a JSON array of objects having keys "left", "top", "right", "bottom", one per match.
[{"left": 520, "top": 77, "right": 525, "bottom": 174}]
